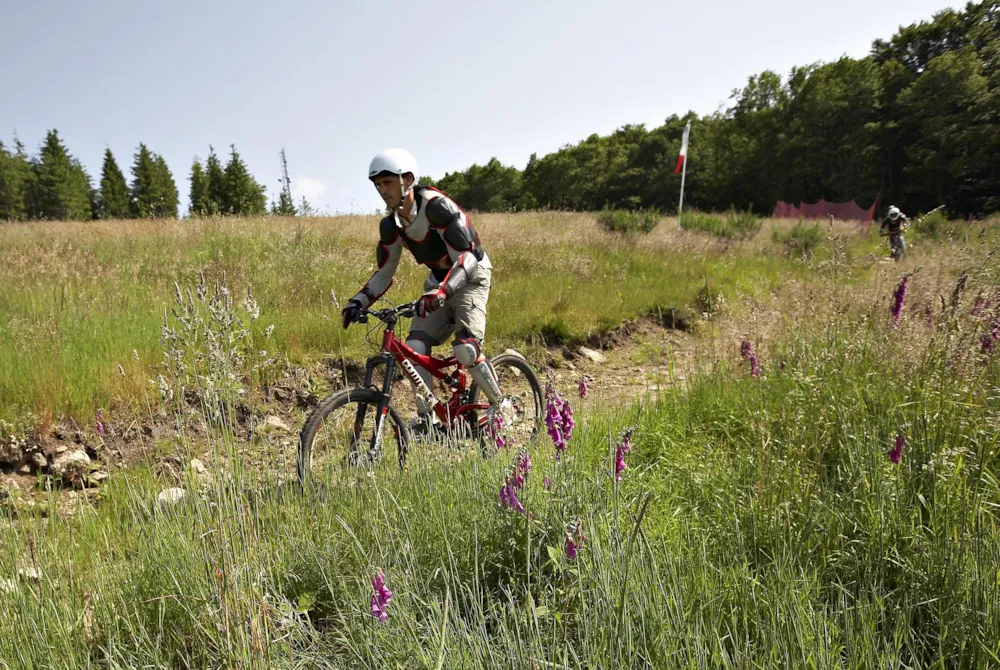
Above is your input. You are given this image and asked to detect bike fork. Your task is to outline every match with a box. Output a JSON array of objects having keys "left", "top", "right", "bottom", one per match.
[
  {"left": 351, "top": 355, "right": 394, "bottom": 464},
  {"left": 368, "top": 357, "right": 396, "bottom": 460}
]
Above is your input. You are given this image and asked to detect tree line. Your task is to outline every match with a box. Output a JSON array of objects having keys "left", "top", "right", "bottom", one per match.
[
  {"left": 425, "top": 1, "right": 1000, "bottom": 218},
  {"left": 3, "top": 2, "right": 997, "bottom": 222},
  {"left": 0, "top": 131, "right": 307, "bottom": 221}
]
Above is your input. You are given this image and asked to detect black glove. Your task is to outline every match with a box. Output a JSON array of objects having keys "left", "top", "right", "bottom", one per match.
[{"left": 341, "top": 299, "right": 363, "bottom": 329}]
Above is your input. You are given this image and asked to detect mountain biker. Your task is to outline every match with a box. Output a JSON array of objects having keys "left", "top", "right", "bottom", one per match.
[
  {"left": 341, "top": 148, "right": 507, "bottom": 433},
  {"left": 879, "top": 205, "right": 909, "bottom": 260}
]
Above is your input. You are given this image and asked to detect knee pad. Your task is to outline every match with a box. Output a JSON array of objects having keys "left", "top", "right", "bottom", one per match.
[
  {"left": 452, "top": 336, "right": 482, "bottom": 367},
  {"left": 406, "top": 336, "right": 430, "bottom": 356}
]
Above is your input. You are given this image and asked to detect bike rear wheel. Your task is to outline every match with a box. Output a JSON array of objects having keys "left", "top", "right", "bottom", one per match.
[
  {"left": 470, "top": 353, "right": 544, "bottom": 448},
  {"left": 298, "top": 387, "right": 409, "bottom": 490}
]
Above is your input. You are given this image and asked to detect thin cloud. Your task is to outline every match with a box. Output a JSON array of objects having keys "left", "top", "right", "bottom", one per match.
[{"left": 291, "top": 176, "right": 328, "bottom": 203}]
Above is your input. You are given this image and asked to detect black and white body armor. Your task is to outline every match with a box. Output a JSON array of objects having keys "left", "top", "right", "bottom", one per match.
[{"left": 352, "top": 186, "right": 491, "bottom": 308}]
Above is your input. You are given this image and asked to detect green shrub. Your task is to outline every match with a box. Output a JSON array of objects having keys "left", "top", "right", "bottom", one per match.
[
  {"left": 725, "top": 207, "right": 763, "bottom": 239},
  {"left": 597, "top": 208, "right": 661, "bottom": 234},
  {"left": 679, "top": 210, "right": 727, "bottom": 237},
  {"left": 772, "top": 221, "right": 823, "bottom": 257},
  {"left": 911, "top": 209, "right": 949, "bottom": 240},
  {"left": 680, "top": 208, "right": 761, "bottom": 240}
]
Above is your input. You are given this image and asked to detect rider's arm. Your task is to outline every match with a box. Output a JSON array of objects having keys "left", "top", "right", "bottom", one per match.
[
  {"left": 425, "top": 197, "right": 482, "bottom": 297},
  {"left": 351, "top": 216, "right": 403, "bottom": 308}
]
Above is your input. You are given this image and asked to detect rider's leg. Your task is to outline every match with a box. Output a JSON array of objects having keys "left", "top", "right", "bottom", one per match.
[
  {"left": 404, "top": 333, "right": 436, "bottom": 416},
  {"left": 448, "top": 266, "right": 507, "bottom": 409},
  {"left": 453, "top": 331, "right": 503, "bottom": 404}
]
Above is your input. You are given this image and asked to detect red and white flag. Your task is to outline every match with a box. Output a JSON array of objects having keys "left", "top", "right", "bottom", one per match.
[{"left": 675, "top": 121, "right": 690, "bottom": 174}]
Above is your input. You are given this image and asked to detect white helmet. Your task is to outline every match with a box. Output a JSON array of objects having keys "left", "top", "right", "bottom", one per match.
[
  {"left": 888, "top": 205, "right": 901, "bottom": 220},
  {"left": 368, "top": 148, "right": 418, "bottom": 185}
]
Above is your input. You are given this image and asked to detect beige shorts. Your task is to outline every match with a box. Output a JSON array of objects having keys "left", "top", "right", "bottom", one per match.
[{"left": 408, "top": 266, "right": 491, "bottom": 347}]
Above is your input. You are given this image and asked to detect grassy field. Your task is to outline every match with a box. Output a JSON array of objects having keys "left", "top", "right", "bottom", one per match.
[
  {"left": 2, "top": 212, "right": 1000, "bottom": 667},
  {"left": 1, "top": 212, "right": 861, "bottom": 428}
]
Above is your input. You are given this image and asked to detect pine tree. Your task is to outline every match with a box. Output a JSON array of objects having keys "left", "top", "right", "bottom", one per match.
[
  {"left": 271, "top": 148, "right": 297, "bottom": 216},
  {"left": 188, "top": 158, "right": 210, "bottom": 217},
  {"left": 205, "top": 146, "right": 226, "bottom": 215},
  {"left": 222, "top": 144, "right": 267, "bottom": 215},
  {"left": 97, "top": 148, "right": 131, "bottom": 219},
  {"left": 0, "top": 138, "right": 33, "bottom": 221},
  {"left": 130, "top": 143, "right": 159, "bottom": 218},
  {"left": 30, "top": 129, "right": 93, "bottom": 220},
  {"left": 153, "top": 155, "right": 179, "bottom": 218}
]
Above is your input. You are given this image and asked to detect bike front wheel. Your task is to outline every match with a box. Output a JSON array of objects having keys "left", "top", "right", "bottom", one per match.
[{"left": 298, "top": 387, "right": 409, "bottom": 489}]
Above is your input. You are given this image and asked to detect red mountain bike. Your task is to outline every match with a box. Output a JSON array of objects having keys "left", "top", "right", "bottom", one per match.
[{"left": 298, "top": 300, "right": 543, "bottom": 485}]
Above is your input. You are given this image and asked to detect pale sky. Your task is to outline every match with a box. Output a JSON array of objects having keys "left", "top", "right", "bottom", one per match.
[{"left": 0, "top": 0, "right": 956, "bottom": 214}]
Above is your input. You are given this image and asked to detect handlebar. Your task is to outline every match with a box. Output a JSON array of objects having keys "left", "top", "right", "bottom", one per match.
[
  {"left": 355, "top": 298, "right": 441, "bottom": 325},
  {"left": 355, "top": 300, "right": 417, "bottom": 325}
]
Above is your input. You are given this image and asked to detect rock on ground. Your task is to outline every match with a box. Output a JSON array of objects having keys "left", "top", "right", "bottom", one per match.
[{"left": 157, "top": 487, "right": 187, "bottom": 508}]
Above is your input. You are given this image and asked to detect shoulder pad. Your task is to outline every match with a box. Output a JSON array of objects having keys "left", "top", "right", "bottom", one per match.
[{"left": 378, "top": 215, "right": 399, "bottom": 244}]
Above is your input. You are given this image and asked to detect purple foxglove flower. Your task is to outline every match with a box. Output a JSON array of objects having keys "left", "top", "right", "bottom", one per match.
[
  {"left": 566, "top": 532, "right": 578, "bottom": 560},
  {"left": 890, "top": 276, "right": 909, "bottom": 329},
  {"left": 369, "top": 570, "right": 393, "bottom": 623},
  {"left": 561, "top": 402, "right": 575, "bottom": 442},
  {"left": 565, "top": 521, "right": 585, "bottom": 560},
  {"left": 740, "top": 340, "right": 761, "bottom": 378},
  {"left": 500, "top": 449, "right": 532, "bottom": 515},
  {"left": 614, "top": 428, "right": 636, "bottom": 482},
  {"left": 889, "top": 434, "right": 906, "bottom": 465}
]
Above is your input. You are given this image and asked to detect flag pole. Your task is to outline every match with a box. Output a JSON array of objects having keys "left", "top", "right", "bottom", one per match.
[
  {"left": 677, "top": 151, "right": 688, "bottom": 228},
  {"left": 676, "top": 121, "right": 690, "bottom": 229}
]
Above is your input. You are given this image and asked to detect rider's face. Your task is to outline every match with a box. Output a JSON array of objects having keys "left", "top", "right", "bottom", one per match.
[{"left": 373, "top": 174, "right": 412, "bottom": 209}]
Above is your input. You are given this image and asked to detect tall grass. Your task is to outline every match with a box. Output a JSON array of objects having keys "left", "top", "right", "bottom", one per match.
[
  {"left": 2, "top": 258, "right": 999, "bottom": 667},
  {"left": 680, "top": 208, "right": 761, "bottom": 240},
  {"left": 0, "top": 214, "right": 828, "bottom": 427}
]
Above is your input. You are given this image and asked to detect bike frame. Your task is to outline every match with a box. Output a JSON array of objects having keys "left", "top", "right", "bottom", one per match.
[{"left": 355, "top": 307, "right": 492, "bottom": 456}]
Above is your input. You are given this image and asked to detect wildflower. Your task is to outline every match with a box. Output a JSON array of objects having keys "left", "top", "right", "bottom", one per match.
[
  {"left": 578, "top": 376, "right": 591, "bottom": 399},
  {"left": 740, "top": 340, "right": 761, "bottom": 378},
  {"left": 545, "top": 385, "right": 568, "bottom": 457},
  {"left": 890, "top": 276, "right": 909, "bottom": 329},
  {"left": 499, "top": 448, "right": 532, "bottom": 515},
  {"left": 560, "top": 401, "right": 575, "bottom": 443},
  {"left": 95, "top": 409, "right": 104, "bottom": 436},
  {"left": 614, "top": 427, "right": 636, "bottom": 482},
  {"left": 484, "top": 410, "right": 508, "bottom": 450},
  {"left": 565, "top": 520, "right": 585, "bottom": 560},
  {"left": 889, "top": 434, "right": 906, "bottom": 465},
  {"left": 981, "top": 315, "right": 1000, "bottom": 356},
  {"left": 544, "top": 476, "right": 551, "bottom": 491},
  {"left": 369, "top": 569, "right": 393, "bottom": 623}
]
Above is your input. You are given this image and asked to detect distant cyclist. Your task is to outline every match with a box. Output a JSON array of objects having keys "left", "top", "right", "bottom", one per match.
[
  {"left": 341, "top": 148, "right": 509, "bottom": 433},
  {"left": 879, "top": 205, "right": 909, "bottom": 260}
]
